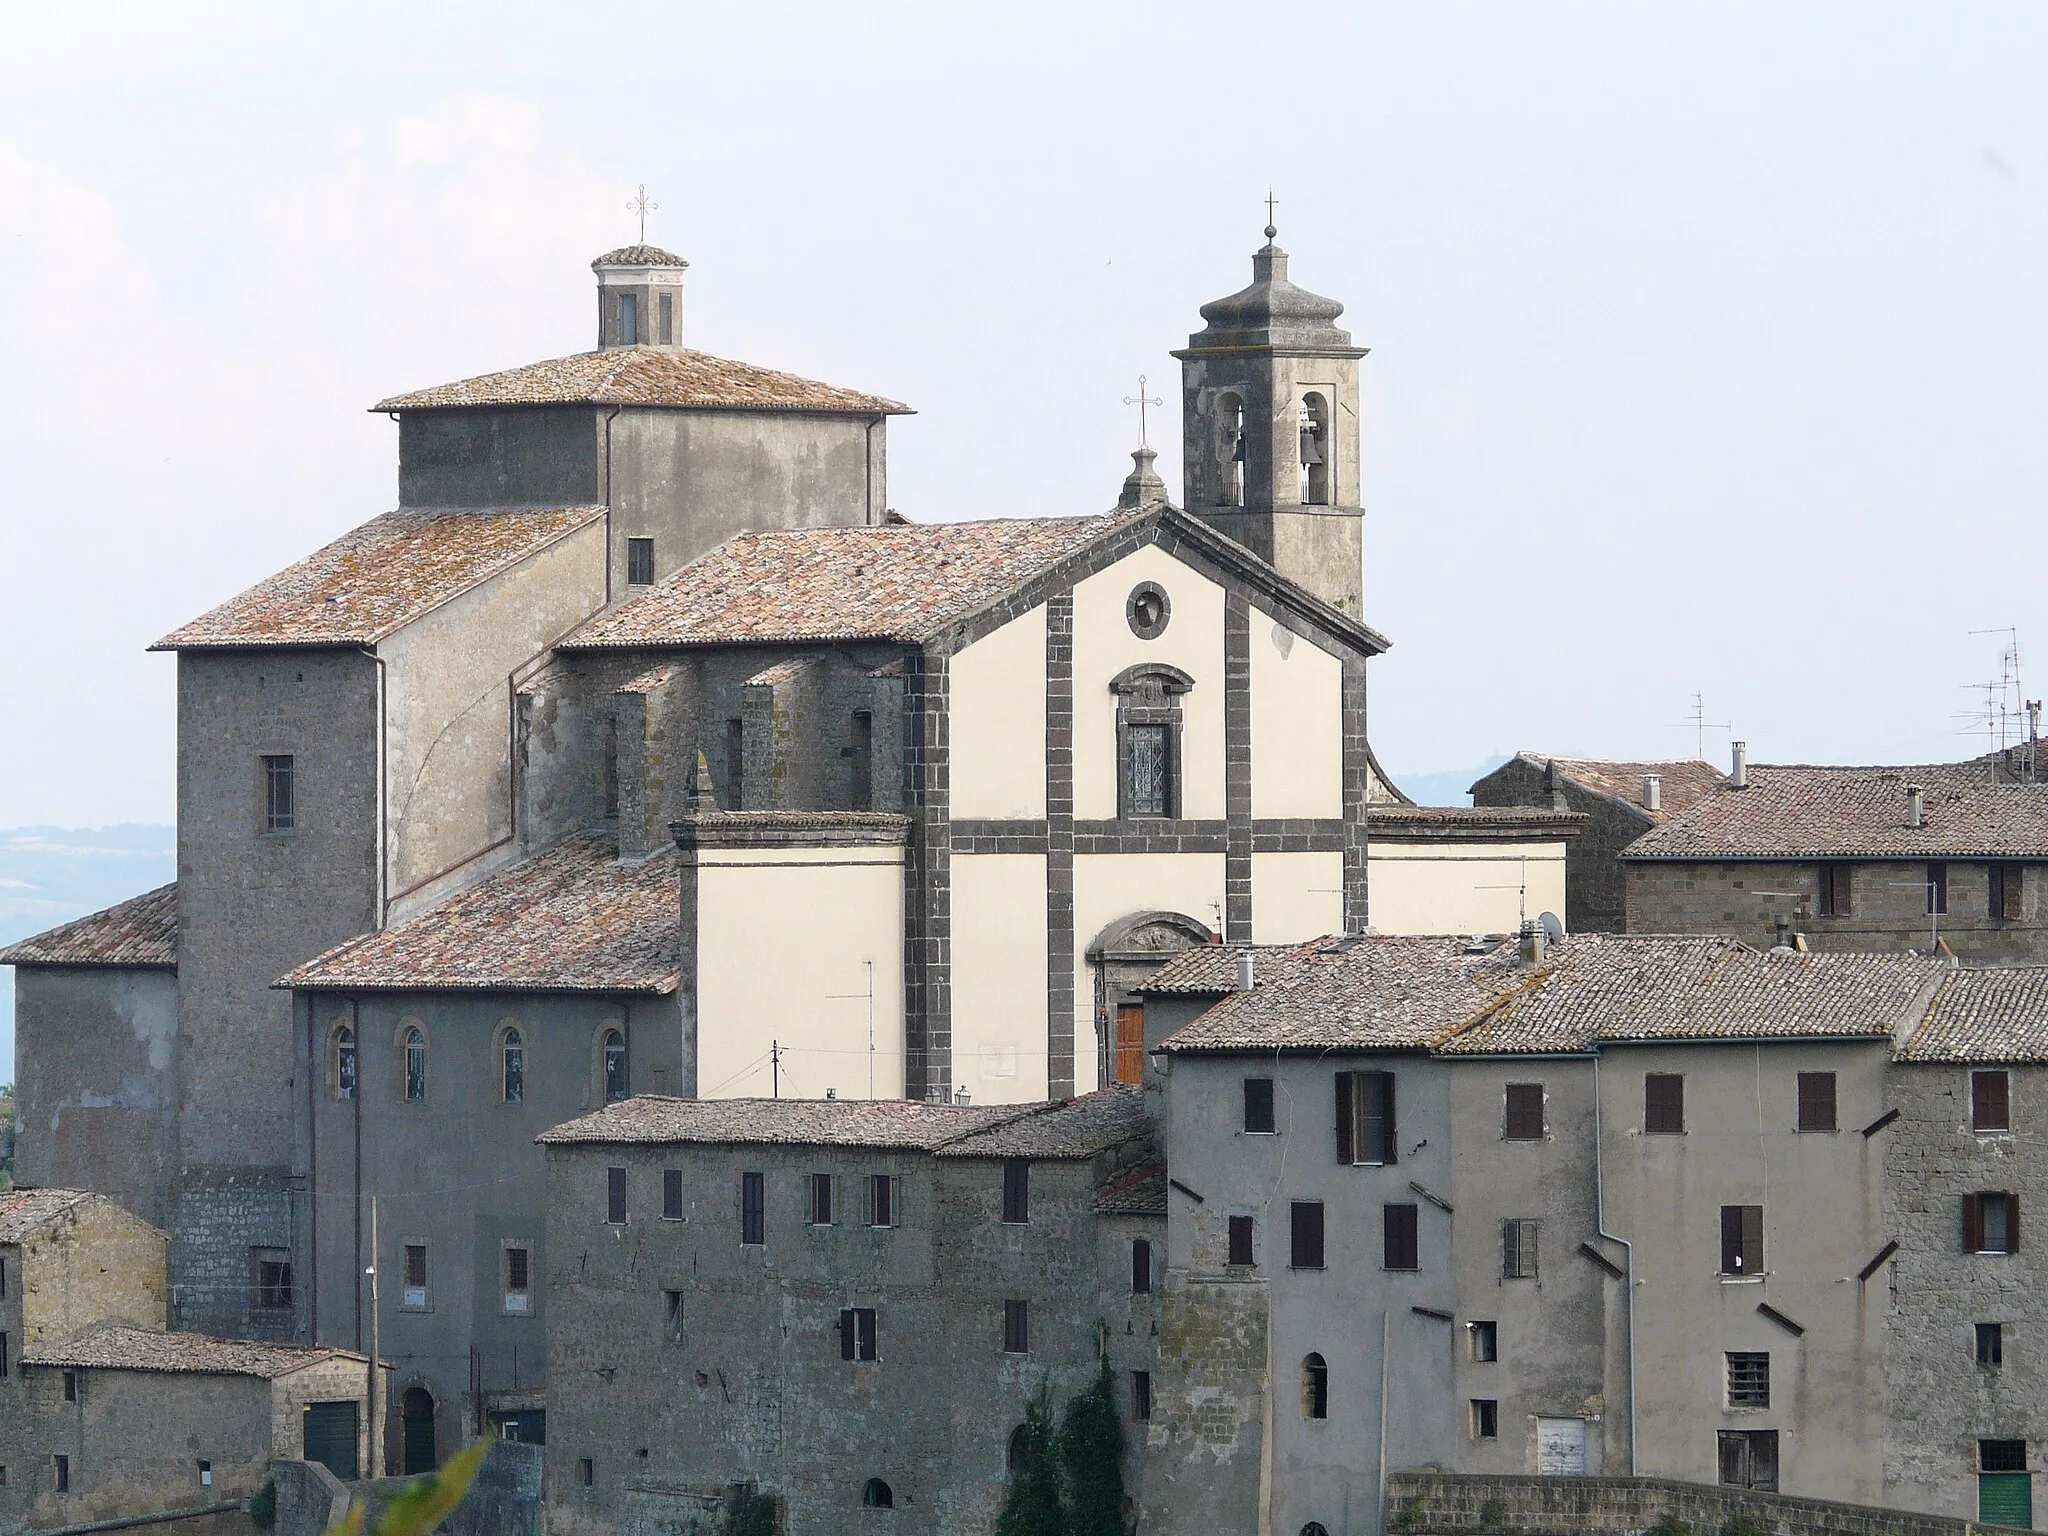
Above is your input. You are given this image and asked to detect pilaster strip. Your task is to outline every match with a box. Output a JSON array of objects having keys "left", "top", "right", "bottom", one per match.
[
  {"left": 1046, "top": 592, "right": 1077, "bottom": 1099},
  {"left": 1224, "top": 595, "right": 1254, "bottom": 943},
  {"left": 906, "top": 651, "right": 952, "bottom": 1099},
  {"left": 1341, "top": 655, "right": 1371, "bottom": 933}
]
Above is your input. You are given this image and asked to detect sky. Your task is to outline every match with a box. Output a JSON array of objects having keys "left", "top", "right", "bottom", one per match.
[{"left": 4, "top": 2, "right": 2048, "bottom": 833}]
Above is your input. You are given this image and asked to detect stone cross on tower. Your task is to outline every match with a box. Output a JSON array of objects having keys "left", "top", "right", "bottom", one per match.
[
  {"left": 1123, "top": 375, "right": 1162, "bottom": 448},
  {"left": 1265, "top": 187, "right": 1279, "bottom": 239}
]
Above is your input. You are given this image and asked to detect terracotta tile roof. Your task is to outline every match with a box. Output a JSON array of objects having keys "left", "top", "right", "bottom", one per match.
[
  {"left": 1138, "top": 943, "right": 1284, "bottom": 995},
  {"left": 614, "top": 661, "right": 680, "bottom": 695},
  {"left": 280, "top": 834, "right": 677, "bottom": 995},
  {"left": 559, "top": 514, "right": 1135, "bottom": 650},
  {"left": 0, "top": 1189, "right": 103, "bottom": 1244},
  {"left": 373, "top": 349, "right": 909, "bottom": 415},
  {"left": 1897, "top": 968, "right": 2048, "bottom": 1062},
  {"left": 1624, "top": 761, "right": 2048, "bottom": 860},
  {"left": 592, "top": 245, "right": 687, "bottom": 268},
  {"left": 1154, "top": 933, "right": 1943, "bottom": 1055},
  {"left": 1441, "top": 935, "right": 1940, "bottom": 1055},
  {"left": 0, "top": 885, "right": 177, "bottom": 969},
  {"left": 935, "top": 1087, "right": 1152, "bottom": 1159},
  {"left": 27, "top": 1322, "right": 362, "bottom": 1379},
  {"left": 1093, "top": 1158, "right": 1167, "bottom": 1216},
  {"left": 153, "top": 506, "right": 605, "bottom": 651},
  {"left": 538, "top": 1095, "right": 1030, "bottom": 1150},
  {"left": 1367, "top": 805, "right": 1587, "bottom": 840},
  {"left": 1485, "top": 754, "right": 1724, "bottom": 823}
]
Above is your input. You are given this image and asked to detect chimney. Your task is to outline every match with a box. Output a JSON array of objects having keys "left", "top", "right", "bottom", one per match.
[
  {"left": 1519, "top": 919, "right": 1546, "bottom": 966},
  {"left": 1642, "top": 774, "right": 1662, "bottom": 813},
  {"left": 1730, "top": 741, "right": 1749, "bottom": 790},
  {"left": 1908, "top": 784, "right": 1925, "bottom": 829},
  {"left": 1235, "top": 950, "right": 1256, "bottom": 993}
]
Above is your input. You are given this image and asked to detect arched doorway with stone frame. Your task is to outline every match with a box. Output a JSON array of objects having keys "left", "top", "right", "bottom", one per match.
[{"left": 1085, "top": 910, "right": 1216, "bottom": 1087}]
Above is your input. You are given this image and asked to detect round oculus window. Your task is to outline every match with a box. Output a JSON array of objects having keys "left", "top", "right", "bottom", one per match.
[{"left": 1126, "top": 582, "right": 1171, "bottom": 640}]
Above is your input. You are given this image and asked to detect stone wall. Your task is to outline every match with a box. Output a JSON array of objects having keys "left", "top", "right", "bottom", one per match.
[{"left": 1385, "top": 1471, "right": 2000, "bottom": 1535}]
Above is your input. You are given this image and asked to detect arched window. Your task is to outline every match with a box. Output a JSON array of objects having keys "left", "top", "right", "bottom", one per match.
[
  {"left": 403, "top": 1026, "right": 426, "bottom": 1102},
  {"left": 330, "top": 1024, "right": 357, "bottom": 1102},
  {"left": 1006, "top": 1425, "right": 1033, "bottom": 1473},
  {"left": 861, "top": 1478, "right": 894, "bottom": 1510},
  {"left": 1217, "top": 392, "right": 1246, "bottom": 508},
  {"left": 502, "top": 1027, "right": 524, "bottom": 1104},
  {"left": 1298, "top": 393, "right": 1330, "bottom": 505},
  {"left": 603, "top": 1029, "right": 628, "bottom": 1103},
  {"left": 1301, "top": 1352, "right": 1329, "bottom": 1420}
]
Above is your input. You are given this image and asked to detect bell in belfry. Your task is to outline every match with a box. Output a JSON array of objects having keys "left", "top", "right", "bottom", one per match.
[{"left": 1299, "top": 417, "right": 1324, "bottom": 466}]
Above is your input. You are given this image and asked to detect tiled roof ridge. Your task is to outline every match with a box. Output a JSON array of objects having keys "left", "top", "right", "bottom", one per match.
[
  {"left": 371, "top": 346, "right": 911, "bottom": 416},
  {"left": 0, "top": 884, "right": 179, "bottom": 969},
  {"left": 26, "top": 1319, "right": 363, "bottom": 1377}
]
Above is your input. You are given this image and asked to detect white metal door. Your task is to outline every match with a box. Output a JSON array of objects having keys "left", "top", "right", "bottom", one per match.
[{"left": 1537, "top": 1417, "right": 1588, "bottom": 1476}]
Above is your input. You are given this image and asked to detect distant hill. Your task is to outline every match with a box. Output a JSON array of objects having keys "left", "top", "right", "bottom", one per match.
[
  {"left": 0, "top": 826, "right": 177, "bottom": 1085},
  {"left": 1384, "top": 755, "right": 1509, "bottom": 808}
]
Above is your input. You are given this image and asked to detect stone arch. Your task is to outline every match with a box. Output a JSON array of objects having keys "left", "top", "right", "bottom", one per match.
[{"left": 1087, "top": 911, "right": 1216, "bottom": 1087}]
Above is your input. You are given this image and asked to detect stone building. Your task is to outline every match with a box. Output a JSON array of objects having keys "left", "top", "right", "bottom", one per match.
[
  {"left": 535, "top": 1090, "right": 1159, "bottom": 1536},
  {"left": 1470, "top": 754, "right": 1722, "bottom": 933},
  {"left": 1623, "top": 756, "right": 2048, "bottom": 961}
]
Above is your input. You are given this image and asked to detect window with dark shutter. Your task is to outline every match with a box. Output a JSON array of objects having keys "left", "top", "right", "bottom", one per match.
[
  {"left": 1131, "top": 1371, "right": 1152, "bottom": 1422},
  {"left": 1720, "top": 1204, "right": 1764, "bottom": 1274},
  {"left": 1228, "top": 1215, "right": 1255, "bottom": 1267},
  {"left": 866, "top": 1174, "right": 896, "bottom": 1228},
  {"left": 1973, "top": 1071, "right": 2012, "bottom": 1132},
  {"left": 809, "top": 1173, "right": 835, "bottom": 1226},
  {"left": 1243, "top": 1077, "right": 1277, "bottom": 1134},
  {"left": 1291, "top": 1202, "right": 1326, "bottom": 1270},
  {"left": 1337, "top": 1071, "right": 1398, "bottom": 1165},
  {"left": 1501, "top": 1218, "right": 1538, "bottom": 1279},
  {"left": 1132, "top": 1238, "right": 1152, "bottom": 1294},
  {"left": 1726, "top": 1351, "right": 1770, "bottom": 1408},
  {"left": 1928, "top": 862, "right": 1949, "bottom": 916},
  {"left": 1644, "top": 1073, "right": 1685, "bottom": 1134},
  {"left": 1818, "top": 863, "right": 1852, "bottom": 917},
  {"left": 606, "top": 1167, "right": 627, "bottom": 1225},
  {"left": 1383, "top": 1203, "right": 1420, "bottom": 1271},
  {"left": 626, "top": 538, "right": 655, "bottom": 586},
  {"left": 1719, "top": 1430, "right": 1779, "bottom": 1491},
  {"left": 1796, "top": 1072, "right": 1837, "bottom": 1133},
  {"left": 741, "top": 1171, "right": 765, "bottom": 1246},
  {"left": 2002, "top": 864, "right": 2027, "bottom": 921},
  {"left": 1003, "top": 1299, "right": 1029, "bottom": 1354},
  {"left": 1977, "top": 1322, "right": 2005, "bottom": 1367},
  {"left": 663, "top": 1170, "right": 684, "bottom": 1220},
  {"left": 1504, "top": 1083, "right": 1545, "bottom": 1141},
  {"left": 838, "top": 1306, "right": 878, "bottom": 1362},
  {"left": 1967, "top": 1191, "right": 2018, "bottom": 1254},
  {"left": 1002, "top": 1161, "right": 1031, "bottom": 1224}
]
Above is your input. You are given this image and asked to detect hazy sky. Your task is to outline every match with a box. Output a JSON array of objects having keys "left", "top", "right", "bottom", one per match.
[{"left": 4, "top": 3, "right": 2048, "bottom": 826}]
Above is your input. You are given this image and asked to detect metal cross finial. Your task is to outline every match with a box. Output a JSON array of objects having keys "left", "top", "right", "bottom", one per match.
[
  {"left": 627, "top": 184, "right": 659, "bottom": 244},
  {"left": 1124, "top": 375, "right": 1163, "bottom": 447},
  {"left": 1264, "top": 187, "right": 1279, "bottom": 241}
]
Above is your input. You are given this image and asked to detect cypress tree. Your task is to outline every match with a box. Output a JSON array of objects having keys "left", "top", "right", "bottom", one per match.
[{"left": 1057, "top": 1357, "right": 1127, "bottom": 1536}]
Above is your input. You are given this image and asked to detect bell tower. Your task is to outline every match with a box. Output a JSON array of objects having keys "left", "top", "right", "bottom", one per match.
[{"left": 1173, "top": 221, "right": 1369, "bottom": 618}]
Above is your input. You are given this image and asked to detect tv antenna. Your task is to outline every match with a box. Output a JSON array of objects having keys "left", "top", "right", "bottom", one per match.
[{"left": 1666, "top": 692, "right": 1731, "bottom": 761}]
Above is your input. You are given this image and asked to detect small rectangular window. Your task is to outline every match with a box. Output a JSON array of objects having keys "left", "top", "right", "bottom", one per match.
[
  {"left": 1644, "top": 1072, "right": 1685, "bottom": 1134},
  {"left": 54, "top": 1455, "right": 68, "bottom": 1494},
  {"left": 809, "top": 1173, "right": 836, "bottom": 1227},
  {"left": 1817, "top": 863, "right": 1852, "bottom": 917},
  {"left": 198, "top": 1460, "right": 212, "bottom": 1488},
  {"left": 1796, "top": 1071, "right": 1838, "bottom": 1133},
  {"left": 1992, "top": 863, "right": 2026, "bottom": 921},
  {"left": 1336, "top": 1070, "right": 1398, "bottom": 1165},
  {"left": 1929, "top": 861, "right": 1949, "bottom": 916},
  {"left": 1720, "top": 1205, "right": 1765, "bottom": 1275},
  {"left": 1131, "top": 1370, "right": 1152, "bottom": 1422},
  {"left": 1973, "top": 1070, "right": 2012, "bottom": 1132},
  {"left": 663, "top": 1169, "right": 684, "bottom": 1221},
  {"left": 1469, "top": 1320, "right": 1498, "bottom": 1363},
  {"left": 1504, "top": 1083, "right": 1545, "bottom": 1140},
  {"left": 1290, "top": 1201, "right": 1325, "bottom": 1270},
  {"left": 626, "top": 537, "right": 655, "bottom": 586},
  {"left": 62, "top": 1371, "right": 76, "bottom": 1402},
  {"left": 1965, "top": 1191, "right": 2019, "bottom": 1254},
  {"left": 839, "top": 1306, "right": 878, "bottom": 1362},
  {"left": 619, "top": 293, "right": 638, "bottom": 346},
  {"left": 1243, "top": 1077, "right": 1277, "bottom": 1134},
  {"left": 606, "top": 1167, "right": 628, "bottom": 1226},
  {"left": 504, "top": 1247, "right": 530, "bottom": 1312},
  {"left": 1131, "top": 1237, "right": 1152, "bottom": 1294},
  {"left": 656, "top": 293, "right": 674, "bottom": 346},
  {"left": 262, "top": 755, "right": 295, "bottom": 832},
  {"left": 402, "top": 1244, "right": 428, "bottom": 1308},
  {"left": 1501, "top": 1218, "right": 1539, "bottom": 1280},
  {"left": 577, "top": 1458, "right": 593, "bottom": 1488},
  {"left": 1982, "top": 1439, "right": 2028, "bottom": 1473},
  {"left": 724, "top": 718, "right": 745, "bottom": 810},
  {"left": 1470, "top": 1400, "right": 1499, "bottom": 1440},
  {"left": 849, "top": 711, "right": 874, "bottom": 809},
  {"left": 1227, "top": 1214, "right": 1255, "bottom": 1268},
  {"left": 1003, "top": 1299, "right": 1029, "bottom": 1355},
  {"left": 741, "top": 1171, "right": 766, "bottom": 1246},
  {"left": 1977, "top": 1322, "right": 2005, "bottom": 1367},
  {"left": 1726, "top": 1351, "right": 1770, "bottom": 1409},
  {"left": 866, "top": 1174, "right": 896, "bottom": 1228},
  {"left": 1384, "top": 1203, "right": 1420, "bottom": 1271},
  {"left": 663, "top": 1289, "right": 684, "bottom": 1342},
  {"left": 1002, "top": 1161, "right": 1031, "bottom": 1224},
  {"left": 252, "top": 1248, "right": 294, "bottom": 1310}
]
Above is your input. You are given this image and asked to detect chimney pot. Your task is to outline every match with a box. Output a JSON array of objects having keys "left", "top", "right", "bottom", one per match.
[
  {"left": 1730, "top": 741, "right": 1749, "bottom": 790},
  {"left": 1908, "top": 784, "right": 1925, "bottom": 829},
  {"left": 1518, "top": 919, "right": 1546, "bottom": 966},
  {"left": 1235, "top": 950, "right": 1255, "bottom": 993},
  {"left": 1643, "top": 773, "right": 1662, "bottom": 812}
]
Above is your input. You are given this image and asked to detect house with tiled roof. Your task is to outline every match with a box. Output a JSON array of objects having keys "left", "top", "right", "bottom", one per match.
[
  {"left": 1470, "top": 751, "right": 1724, "bottom": 933},
  {"left": 1621, "top": 752, "right": 2048, "bottom": 962}
]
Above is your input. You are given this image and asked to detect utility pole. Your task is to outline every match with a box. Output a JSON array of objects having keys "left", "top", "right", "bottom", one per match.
[
  {"left": 368, "top": 1194, "right": 382, "bottom": 1479},
  {"left": 771, "top": 1041, "right": 780, "bottom": 1100}
]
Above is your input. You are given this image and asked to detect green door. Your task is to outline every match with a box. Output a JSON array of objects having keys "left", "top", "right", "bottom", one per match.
[
  {"left": 401, "top": 1389, "right": 437, "bottom": 1475},
  {"left": 1981, "top": 1472, "right": 2034, "bottom": 1527},
  {"left": 303, "top": 1401, "right": 360, "bottom": 1482}
]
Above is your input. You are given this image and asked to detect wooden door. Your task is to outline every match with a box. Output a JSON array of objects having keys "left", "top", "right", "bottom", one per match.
[{"left": 1114, "top": 1005, "right": 1145, "bottom": 1085}]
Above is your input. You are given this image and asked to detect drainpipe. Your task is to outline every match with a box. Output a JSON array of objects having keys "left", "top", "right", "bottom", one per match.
[
  {"left": 864, "top": 414, "right": 882, "bottom": 526},
  {"left": 1377, "top": 1308, "right": 1391, "bottom": 1531},
  {"left": 601, "top": 406, "right": 624, "bottom": 606},
  {"left": 1592, "top": 1051, "right": 1637, "bottom": 1473},
  {"left": 360, "top": 649, "right": 389, "bottom": 928}
]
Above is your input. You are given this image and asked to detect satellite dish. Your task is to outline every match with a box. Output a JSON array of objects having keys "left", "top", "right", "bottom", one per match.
[{"left": 1538, "top": 911, "right": 1565, "bottom": 946}]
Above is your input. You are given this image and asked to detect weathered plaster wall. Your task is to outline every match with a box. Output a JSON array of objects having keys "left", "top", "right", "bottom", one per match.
[
  {"left": 949, "top": 853, "right": 1051, "bottom": 1105},
  {"left": 949, "top": 608, "right": 1047, "bottom": 821},
  {"left": 17, "top": 1200, "right": 168, "bottom": 1348},
  {"left": 397, "top": 409, "right": 602, "bottom": 510},
  {"left": 1250, "top": 850, "right": 1344, "bottom": 943},
  {"left": 1248, "top": 610, "right": 1342, "bottom": 820},
  {"left": 1368, "top": 839, "right": 1569, "bottom": 936},
  {"left": 12, "top": 966, "right": 179, "bottom": 1227}
]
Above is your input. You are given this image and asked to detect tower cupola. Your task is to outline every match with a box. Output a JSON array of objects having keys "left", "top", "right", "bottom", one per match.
[
  {"left": 1173, "top": 225, "right": 1369, "bottom": 618},
  {"left": 592, "top": 245, "right": 688, "bottom": 351}
]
